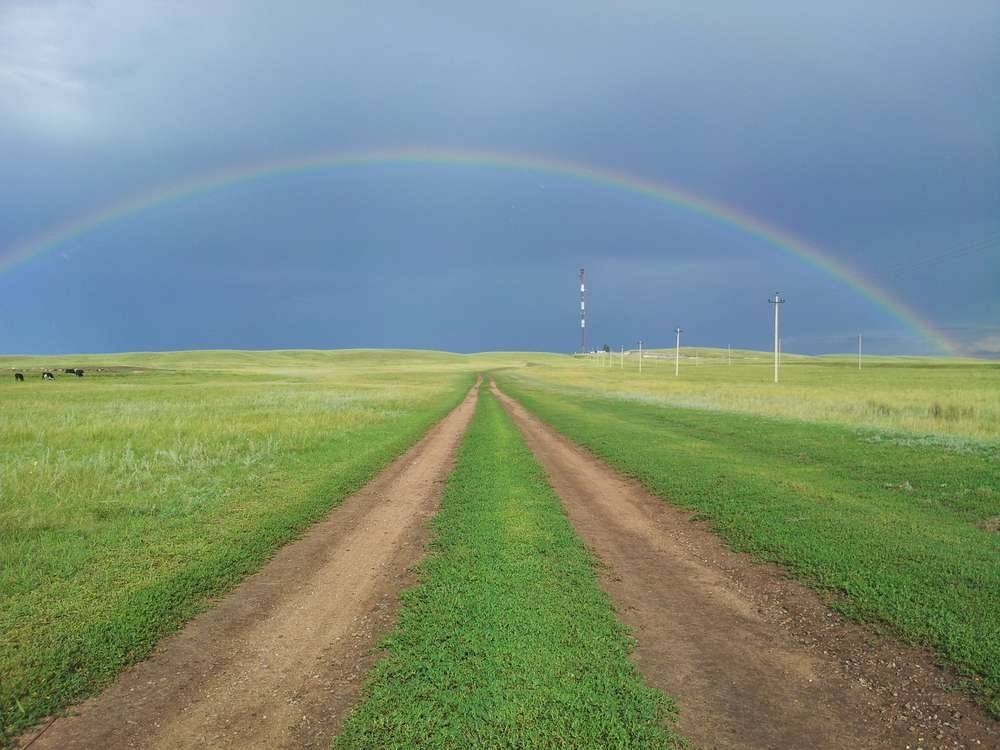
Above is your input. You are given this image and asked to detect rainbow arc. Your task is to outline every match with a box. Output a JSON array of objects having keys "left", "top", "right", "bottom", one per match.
[{"left": 0, "top": 146, "right": 959, "bottom": 354}]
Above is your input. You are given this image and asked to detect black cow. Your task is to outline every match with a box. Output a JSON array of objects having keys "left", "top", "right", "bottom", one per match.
[
  {"left": 42, "top": 371, "right": 54, "bottom": 380},
  {"left": 14, "top": 372, "right": 24, "bottom": 382},
  {"left": 75, "top": 369, "right": 84, "bottom": 377}
]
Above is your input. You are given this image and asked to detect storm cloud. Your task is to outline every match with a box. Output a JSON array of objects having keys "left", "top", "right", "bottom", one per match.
[{"left": 1, "top": 1, "right": 997, "bottom": 354}]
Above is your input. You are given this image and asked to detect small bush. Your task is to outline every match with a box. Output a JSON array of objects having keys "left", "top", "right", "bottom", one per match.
[
  {"left": 866, "top": 400, "right": 895, "bottom": 417},
  {"left": 929, "top": 402, "right": 975, "bottom": 422}
]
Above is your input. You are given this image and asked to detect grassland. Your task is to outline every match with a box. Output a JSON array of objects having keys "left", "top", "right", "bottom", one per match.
[
  {"left": 495, "top": 363, "right": 1000, "bottom": 716},
  {"left": 0, "top": 350, "right": 514, "bottom": 742},
  {"left": 3, "top": 346, "right": 997, "bottom": 741},
  {"left": 556, "top": 348, "right": 1000, "bottom": 441},
  {"left": 334, "top": 388, "right": 680, "bottom": 749}
]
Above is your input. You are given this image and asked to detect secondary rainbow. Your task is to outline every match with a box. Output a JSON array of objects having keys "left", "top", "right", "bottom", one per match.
[{"left": 0, "top": 145, "right": 959, "bottom": 354}]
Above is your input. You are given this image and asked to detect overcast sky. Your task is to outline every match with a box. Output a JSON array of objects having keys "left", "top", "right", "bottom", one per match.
[{"left": 1, "top": 1, "right": 997, "bottom": 355}]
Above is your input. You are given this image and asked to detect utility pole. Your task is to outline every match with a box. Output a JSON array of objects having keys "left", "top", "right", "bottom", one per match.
[
  {"left": 858, "top": 334, "right": 862, "bottom": 370},
  {"left": 620, "top": 344, "right": 624, "bottom": 369},
  {"left": 728, "top": 344, "right": 732, "bottom": 366},
  {"left": 638, "top": 340, "right": 643, "bottom": 373},
  {"left": 674, "top": 327, "right": 682, "bottom": 377},
  {"left": 579, "top": 268, "right": 587, "bottom": 354},
  {"left": 769, "top": 292, "right": 785, "bottom": 383}
]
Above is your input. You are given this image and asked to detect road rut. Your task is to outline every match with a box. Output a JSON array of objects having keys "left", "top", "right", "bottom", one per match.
[
  {"left": 21, "top": 382, "right": 480, "bottom": 750},
  {"left": 493, "top": 381, "right": 996, "bottom": 750}
]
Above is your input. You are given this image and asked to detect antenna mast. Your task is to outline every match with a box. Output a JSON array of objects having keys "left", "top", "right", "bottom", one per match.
[{"left": 579, "top": 268, "right": 587, "bottom": 354}]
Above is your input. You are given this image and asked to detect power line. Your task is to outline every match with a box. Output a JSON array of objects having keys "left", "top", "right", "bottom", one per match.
[{"left": 873, "top": 232, "right": 1000, "bottom": 276}]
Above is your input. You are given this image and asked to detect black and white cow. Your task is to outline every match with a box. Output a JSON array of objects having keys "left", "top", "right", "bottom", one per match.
[
  {"left": 14, "top": 372, "right": 24, "bottom": 382},
  {"left": 42, "top": 371, "right": 55, "bottom": 380}
]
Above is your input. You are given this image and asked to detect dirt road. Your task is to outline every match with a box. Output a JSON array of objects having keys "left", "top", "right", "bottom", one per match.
[
  {"left": 493, "top": 382, "right": 997, "bottom": 750},
  {"left": 21, "top": 383, "right": 479, "bottom": 750}
]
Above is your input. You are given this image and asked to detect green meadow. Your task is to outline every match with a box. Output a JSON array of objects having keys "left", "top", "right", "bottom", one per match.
[
  {"left": 548, "top": 348, "right": 1000, "bottom": 440},
  {"left": 2, "top": 347, "right": 997, "bottom": 742},
  {"left": 495, "top": 352, "right": 1000, "bottom": 715},
  {"left": 0, "top": 350, "right": 505, "bottom": 742}
]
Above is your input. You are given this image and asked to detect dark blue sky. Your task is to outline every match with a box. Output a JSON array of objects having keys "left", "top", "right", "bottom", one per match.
[{"left": 1, "top": 1, "right": 997, "bottom": 355}]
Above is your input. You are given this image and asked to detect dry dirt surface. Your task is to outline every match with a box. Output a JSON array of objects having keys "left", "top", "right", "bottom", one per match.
[
  {"left": 19, "top": 382, "right": 480, "bottom": 750},
  {"left": 493, "top": 382, "right": 997, "bottom": 750}
]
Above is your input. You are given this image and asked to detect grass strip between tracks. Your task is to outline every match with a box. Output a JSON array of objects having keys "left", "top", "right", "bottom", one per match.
[
  {"left": 334, "top": 387, "right": 681, "bottom": 749},
  {"left": 494, "top": 373, "right": 1000, "bottom": 718}
]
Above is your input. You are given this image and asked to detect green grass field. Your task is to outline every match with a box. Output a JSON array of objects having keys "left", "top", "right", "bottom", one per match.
[
  {"left": 0, "top": 350, "right": 504, "bottom": 742},
  {"left": 552, "top": 348, "right": 1000, "bottom": 441},
  {"left": 494, "top": 362, "right": 1000, "bottom": 716},
  {"left": 2, "top": 347, "right": 997, "bottom": 742},
  {"left": 334, "top": 388, "right": 680, "bottom": 749}
]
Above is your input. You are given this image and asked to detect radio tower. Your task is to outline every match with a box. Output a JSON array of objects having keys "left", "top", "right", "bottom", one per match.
[{"left": 579, "top": 268, "right": 587, "bottom": 354}]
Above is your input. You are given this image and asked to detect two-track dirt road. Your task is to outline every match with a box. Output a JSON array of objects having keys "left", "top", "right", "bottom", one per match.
[
  {"left": 493, "top": 381, "right": 997, "bottom": 750},
  {"left": 21, "top": 383, "right": 480, "bottom": 750},
  {"left": 20, "top": 378, "right": 996, "bottom": 750}
]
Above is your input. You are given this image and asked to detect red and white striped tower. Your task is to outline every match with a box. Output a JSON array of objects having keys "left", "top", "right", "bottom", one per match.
[{"left": 579, "top": 268, "right": 587, "bottom": 353}]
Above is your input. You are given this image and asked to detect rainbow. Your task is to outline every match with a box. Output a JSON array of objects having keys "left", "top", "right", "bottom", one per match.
[{"left": 0, "top": 145, "right": 959, "bottom": 354}]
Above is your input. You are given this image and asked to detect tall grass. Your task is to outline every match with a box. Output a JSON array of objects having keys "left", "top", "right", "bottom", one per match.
[
  {"left": 521, "top": 350, "right": 1000, "bottom": 441},
  {"left": 0, "top": 352, "right": 477, "bottom": 742}
]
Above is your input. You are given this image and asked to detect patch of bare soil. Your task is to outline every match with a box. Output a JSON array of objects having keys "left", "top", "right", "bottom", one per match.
[
  {"left": 19, "top": 382, "right": 480, "bottom": 750},
  {"left": 493, "top": 382, "right": 997, "bottom": 750}
]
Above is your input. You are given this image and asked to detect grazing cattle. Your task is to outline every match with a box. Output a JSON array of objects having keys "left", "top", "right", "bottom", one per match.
[
  {"left": 42, "top": 371, "right": 54, "bottom": 380},
  {"left": 14, "top": 372, "right": 24, "bottom": 382},
  {"left": 75, "top": 369, "right": 84, "bottom": 377}
]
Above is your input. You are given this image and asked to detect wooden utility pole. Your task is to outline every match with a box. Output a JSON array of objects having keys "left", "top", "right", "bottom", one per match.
[
  {"left": 769, "top": 293, "right": 785, "bottom": 383},
  {"left": 674, "top": 328, "right": 682, "bottom": 377}
]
